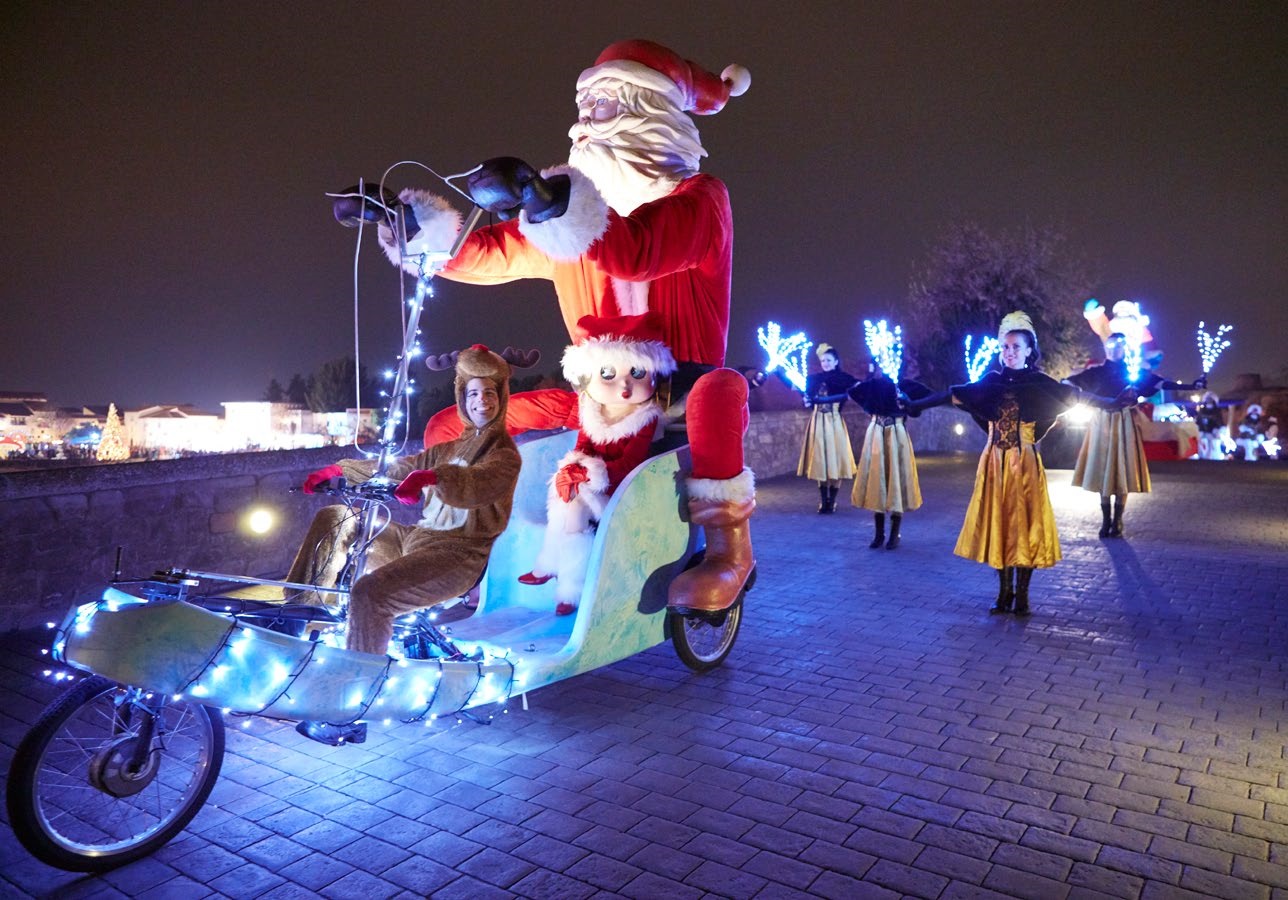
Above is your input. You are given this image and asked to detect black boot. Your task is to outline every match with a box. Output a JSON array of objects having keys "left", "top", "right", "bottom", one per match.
[
  {"left": 886, "top": 513, "right": 902, "bottom": 550},
  {"left": 817, "top": 484, "right": 830, "bottom": 514},
  {"left": 1109, "top": 496, "right": 1125, "bottom": 537},
  {"left": 870, "top": 513, "right": 885, "bottom": 548},
  {"left": 1014, "top": 567, "right": 1033, "bottom": 616},
  {"left": 827, "top": 485, "right": 839, "bottom": 513},
  {"left": 1099, "top": 499, "right": 1112, "bottom": 538},
  {"left": 990, "top": 567, "right": 1013, "bottom": 614},
  {"left": 296, "top": 720, "right": 367, "bottom": 746}
]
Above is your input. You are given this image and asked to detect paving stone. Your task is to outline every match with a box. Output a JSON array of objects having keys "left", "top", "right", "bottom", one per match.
[
  {"left": 1096, "top": 844, "right": 1184, "bottom": 883},
  {"left": 1179, "top": 866, "right": 1273, "bottom": 900},
  {"left": 807, "top": 869, "right": 899, "bottom": 899},
  {"left": 317, "top": 869, "right": 402, "bottom": 899},
  {"left": 207, "top": 862, "right": 286, "bottom": 897},
  {"left": 510, "top": 868, "right": 601, "bottom": 900},
  {"left": 1065, "top": 860, "right": 1145, "bottom": 899}
]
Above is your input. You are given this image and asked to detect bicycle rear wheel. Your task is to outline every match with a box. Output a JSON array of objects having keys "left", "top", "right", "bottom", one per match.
[
  {"left": 669, "top": 601, "right": 744, "bottom": 672},
  {"left": 6, "top": 675, "right": 224, "bottom": 872}
]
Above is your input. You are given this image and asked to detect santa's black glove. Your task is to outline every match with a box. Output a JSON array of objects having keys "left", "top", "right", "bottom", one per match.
[
  {"left": 466, "top": 157, "right": 569, "bottom": 223},
  {"left": 329, "top": 184, "right": 420, "bottom": 237}
]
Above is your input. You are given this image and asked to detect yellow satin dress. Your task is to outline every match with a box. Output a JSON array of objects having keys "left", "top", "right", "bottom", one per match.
[
  {"left": 953, "top": 408, "right": 1062, "bottom": 570},
  {"left": 798, "top": 402, "right": 857, "bottom": 481},
  {"left": 852, "top": 418, "right": 922, "bottom": 514},
  {"left": 1071, "top": 406, "right": 1152, "bottom": 496}
]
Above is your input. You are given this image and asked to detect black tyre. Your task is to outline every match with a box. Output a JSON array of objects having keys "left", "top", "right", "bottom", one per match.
[
  {"left": 6, "top": 675, "right": 224, "bottom": 872},
  {"left": 669, "top": 600, "right": 744, "bottom": 672}
]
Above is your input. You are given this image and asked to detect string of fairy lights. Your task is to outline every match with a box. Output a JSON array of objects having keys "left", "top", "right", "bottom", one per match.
[{"left": 44, "top": 593, "right": 518, "bottom": 732}]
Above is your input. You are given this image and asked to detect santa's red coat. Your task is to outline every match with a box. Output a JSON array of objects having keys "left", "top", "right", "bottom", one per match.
[{"left": 414, "top": 169, "right": 748, "bottom": 491}]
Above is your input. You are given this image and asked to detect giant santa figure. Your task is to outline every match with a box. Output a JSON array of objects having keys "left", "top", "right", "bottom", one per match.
[{"left": 371, "top": 39, "right": 754, "bottom": 616}]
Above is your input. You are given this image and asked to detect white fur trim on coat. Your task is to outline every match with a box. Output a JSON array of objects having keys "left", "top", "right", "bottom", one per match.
[
  {"left": 557, "top": 450, "right": 611, "bottom": 495},
  {"left": 519, "top": 166, "right": 608, "bottom": 261},
  {"left": 686, "top": 467, "right": 756, "bottom": 503},
  {"left": 576, "top": 399, "right": 662, "bottom": 445},
  {"left": 379, "top": 189, "right": 463, "bottom": 273},
  {"left": 563, "top": 340, "right": 677, "bottom": 386}
]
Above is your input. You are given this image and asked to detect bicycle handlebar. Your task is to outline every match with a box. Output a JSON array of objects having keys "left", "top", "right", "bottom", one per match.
[{"left": 289, "top": 476, "right": 398, "bottom": 502}]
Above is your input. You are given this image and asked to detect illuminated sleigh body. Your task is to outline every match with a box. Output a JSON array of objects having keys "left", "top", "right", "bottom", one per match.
[
  {"left": 51, "top": 432, "right": 725, "bottom": 722},
  {"left": 11, "top": 429, "right": 746, "bottom": 873}
]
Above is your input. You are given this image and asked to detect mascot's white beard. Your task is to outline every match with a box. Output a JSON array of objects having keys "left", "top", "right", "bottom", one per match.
[{"left": 567, "top": 91, "right": 707, "bottom": 215}]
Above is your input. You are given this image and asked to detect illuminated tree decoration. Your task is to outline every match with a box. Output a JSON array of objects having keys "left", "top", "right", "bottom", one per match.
[
  {"left": 757, "top": 321, "right": 812, "bottom": 391},
  {"left": 864, "top": 319, "right": 903, "bottom": 381},
  {"left": 963, "top": 334, "right": 1000, "bottom": 382},
  {"left": 95, "top": 403, "right": 129, "bottom": 461},
  {"left": 1196, "top": 321, "right": 1233, "bottom": 375}
]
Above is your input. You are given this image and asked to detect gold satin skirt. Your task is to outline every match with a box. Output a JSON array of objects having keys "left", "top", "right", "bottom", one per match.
[
  {"left": 954, "top": 425, "right": 1062, "bottom": 570},
  {"left": 797, "top": 406, "right": 856, "bottom": 481},
  {"left": 851, "top": 419, "right": 922, "bottom": 513},
  {"left": 1071, "top": 407, "right": 1151, "bottom": 496}
]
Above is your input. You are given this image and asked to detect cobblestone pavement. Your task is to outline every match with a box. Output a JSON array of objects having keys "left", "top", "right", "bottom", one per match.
[{"left": 3, "top": 457, "right": 1287, "bottom": 899}]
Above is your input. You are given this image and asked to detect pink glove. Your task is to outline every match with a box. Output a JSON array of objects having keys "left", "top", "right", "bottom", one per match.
[
  {"left": 555, "top": 463, "right": 590, "bottom": 502},
  {"left": 394, "top": 469, "right": 438, "bottom": 506},
  {"left": 302, "top": 464, "right": 343, "bottom": 495}
]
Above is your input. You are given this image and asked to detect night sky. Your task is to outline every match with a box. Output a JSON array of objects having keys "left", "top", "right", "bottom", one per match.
[{"left": 3, "top": 2, "right": 1284, "bottom": 411}]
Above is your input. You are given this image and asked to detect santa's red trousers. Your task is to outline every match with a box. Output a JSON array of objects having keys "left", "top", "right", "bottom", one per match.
[{"left": 425, "top": 369, "right": 748, "bottom": 480}]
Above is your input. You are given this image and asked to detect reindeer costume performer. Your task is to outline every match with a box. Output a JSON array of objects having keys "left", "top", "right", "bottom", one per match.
[
  {"left": 377, "top": 39, "right": 755, "bottom": 616},
  {"left": 291, "top": 346, "right": 521, "bottom": 656}
]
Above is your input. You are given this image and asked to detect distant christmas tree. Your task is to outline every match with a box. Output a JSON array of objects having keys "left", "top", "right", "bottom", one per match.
[{"left": 96, "top": 403, "right": 129, "bottom": 462}]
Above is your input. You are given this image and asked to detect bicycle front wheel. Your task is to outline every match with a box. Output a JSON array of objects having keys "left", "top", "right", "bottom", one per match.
[{"left": 6, "top": 675, "right": 225, "bottom": 872}]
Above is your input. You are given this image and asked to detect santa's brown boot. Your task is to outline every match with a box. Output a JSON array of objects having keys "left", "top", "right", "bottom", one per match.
[{"left": 668, "top": 496, "right": 756, "bottom": 616}]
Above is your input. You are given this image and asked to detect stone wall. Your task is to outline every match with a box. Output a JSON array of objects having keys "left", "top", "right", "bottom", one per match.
[
  {"left": 2, "top": 407, "right": 1012, "bottom": 632},
  {"left": 0, "top": 449, "right": 351, "bottom": 633}
]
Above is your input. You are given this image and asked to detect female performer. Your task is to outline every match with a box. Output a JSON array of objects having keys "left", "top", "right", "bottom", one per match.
[
  {"left": 1065, "top": 333, "right": 1205, "bottom": 537},
  {"left": 797, "top": 343, "right": 857, "bottom": 513},
  {"left": 847, "top": 360, "right": 930, "bottom": 549},
  {"left": 908, "top": 312, "right": 1125, "bottom": 616}
]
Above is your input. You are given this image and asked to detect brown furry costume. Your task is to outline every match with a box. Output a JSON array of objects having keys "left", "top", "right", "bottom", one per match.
[{"left": 287, "top": 346, "right": 521, "bottom": 655}]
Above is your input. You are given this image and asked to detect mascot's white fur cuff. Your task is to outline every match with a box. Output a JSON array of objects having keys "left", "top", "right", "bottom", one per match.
[
  {"left": 520, "top": 167, "right": 609, "bottom": 262},
  {"left": 687, "top": 467, "right": 756, "bottom": 504},
  {"left": 379, "top": 190, "right": 464, "bottom": 273}
]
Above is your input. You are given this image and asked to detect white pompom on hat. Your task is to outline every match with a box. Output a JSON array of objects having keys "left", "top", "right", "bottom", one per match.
[
  {"left": 998, "top": 311, "right": 1037, "bottom": 342},
  {"left": 562, "top": 313, "right": 677, "bottom": 385},
  {"left": 577, "top": 39, "right": 750, "bottom": 115}
]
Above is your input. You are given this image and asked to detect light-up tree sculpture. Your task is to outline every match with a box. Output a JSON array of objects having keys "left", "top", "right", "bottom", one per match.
[
  {"left": 1196, "top": 321, "right": 1233, "bottom": 376},
  {"left": 963, "top": 335, "right": 1000, "bottom": 382},
  {"left": 863, "top": 319, "right": 903, "bottom": 381},
  {"left": 757, "top": 321, "right": 812, "bottom": 391}
]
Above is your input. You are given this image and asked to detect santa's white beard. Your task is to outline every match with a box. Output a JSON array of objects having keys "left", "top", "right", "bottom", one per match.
[{"left": 568, "top": 116, "right": 703, "bottom": 214}]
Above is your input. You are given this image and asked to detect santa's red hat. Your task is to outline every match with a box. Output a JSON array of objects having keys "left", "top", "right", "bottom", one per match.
[
  {"left": 577, "top": 39, "right": 750, "bottom": 116},
  {"left": 562, "top": 312, "right": 677, "bottom": 385}
]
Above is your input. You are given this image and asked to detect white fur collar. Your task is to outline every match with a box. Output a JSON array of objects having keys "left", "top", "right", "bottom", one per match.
[{"left": 578, "top": 396, "right": 661, "bottom": 444}]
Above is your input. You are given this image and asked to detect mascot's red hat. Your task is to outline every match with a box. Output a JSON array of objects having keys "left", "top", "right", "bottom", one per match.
[
  {"left": 577, "top": 39, "right": 750, "bottom": 115},
  {"left": 562, "top": 312, "right": 677, "bottom": 385}
]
